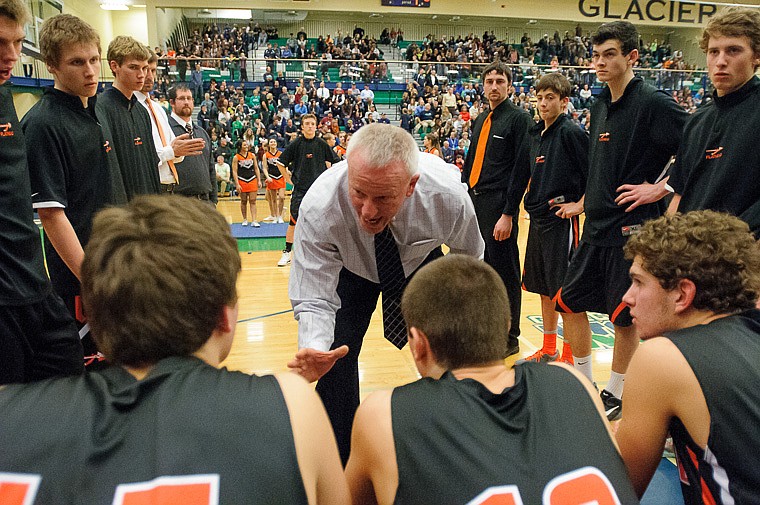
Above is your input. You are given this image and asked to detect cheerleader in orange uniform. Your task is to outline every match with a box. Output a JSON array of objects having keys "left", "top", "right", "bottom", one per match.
[
  {"left": 232, "top": 140, "right": 261, "bottom": 227},
  {"left": 262, "top": 138, "right": 287, "bottom": 224}
]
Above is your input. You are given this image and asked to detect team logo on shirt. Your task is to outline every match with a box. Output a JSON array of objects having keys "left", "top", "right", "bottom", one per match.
[
  {"left": 598, "top": 132, "right": 611, "bottom": 142},
  {"left": 103, "top": 140, "right": 112, "bottom": 153},
  {"left": 134, "top": 136, "right": 143, "bottom": 146},
  {"left": 535, "top": 155, "right": 546, "bottom": 164},
  {"left": 0, "top": 122, "right": 13, "bottom": 137},
  {"left": 705, "top": 147, "right": 723, "bottom": 160}
]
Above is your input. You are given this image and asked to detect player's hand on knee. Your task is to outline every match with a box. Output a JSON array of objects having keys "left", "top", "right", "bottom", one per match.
[{"left": 287, "top": 345, "right": 349, "bottom": 382}]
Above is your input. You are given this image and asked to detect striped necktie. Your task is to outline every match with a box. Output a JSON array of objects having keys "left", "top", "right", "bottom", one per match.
[{"left": 374, "top": 226, "right": 408, "bottom": 349}]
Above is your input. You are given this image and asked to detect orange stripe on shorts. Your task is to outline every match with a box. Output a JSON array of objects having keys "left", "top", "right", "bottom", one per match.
[
  {"left": 554, "top": 288, "right": 574, "bottom": 313},
  {"left": 610, "top": 301, "right": 628, "bottom": 324}
]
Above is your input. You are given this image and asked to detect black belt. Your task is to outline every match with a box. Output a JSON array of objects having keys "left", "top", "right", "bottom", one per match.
[{"left": 161, "top": 183, "right": 176, "bottom": 193}]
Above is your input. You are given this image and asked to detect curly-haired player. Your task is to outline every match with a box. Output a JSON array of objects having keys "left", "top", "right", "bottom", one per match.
[{"left": 617, "top": 210, "right": 760, "bottom": 503}]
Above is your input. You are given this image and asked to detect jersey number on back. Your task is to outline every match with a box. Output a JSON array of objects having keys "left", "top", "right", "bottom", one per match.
[
  {"left": 467, "top": 467, "right": 621, "bottom": 505},
  {"left": 0, "top": 473, "right": 219, "bottom": 505}
]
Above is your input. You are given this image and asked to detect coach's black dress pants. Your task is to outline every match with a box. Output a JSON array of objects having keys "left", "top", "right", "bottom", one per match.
[{"left": 316, "top": 247, "right": 443, "bottom": 465}]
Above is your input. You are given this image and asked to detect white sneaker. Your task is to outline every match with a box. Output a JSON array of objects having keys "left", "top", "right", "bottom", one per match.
[
  {"left": 241, "top": 220, "right": 248, "bottom": 226},
  {"left": 263, "top": 215, "right": 275, "bottom": 222},
  {"left": 252, "top": 221, "right": 261, "bottom": 227},
  {"left": 276, "top": 217, "right": 284, "bottom": 224},
  {"left": 277, "top": 250, "right": 291, "bottom": 267}
]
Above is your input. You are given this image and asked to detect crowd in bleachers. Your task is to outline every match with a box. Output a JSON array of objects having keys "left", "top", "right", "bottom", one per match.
[
  {"left": 155, "top": 19, "right": 702, "bottom": 91},
  {"left": 154, "top": 22, "right": 393, "bottom": 84},
  {"left": 144, "top": 19, "right": 710, "bottom": 172},
  {"left": 402, "top": 28, "right": 707, "bottom": 109},
  {"left": 175, "top": 65, "right": 706, "bottom": 178},
  {"left": 185, "top": 77, "right": 394, "bottom": 175},
  {"left": 403, "top": 26, "right": 694, "bottom": 68}
]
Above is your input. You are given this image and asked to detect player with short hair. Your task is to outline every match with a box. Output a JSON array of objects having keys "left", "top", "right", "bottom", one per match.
[
  {"left": 21, "top": 13, "right": 115, "bottom": 363},
  {"left": 345, "top": 255, "right": 638, "bottom": 504},
  {"left": 0, "top": 195, "right": 349, "bottom": 505},
  {"left": 0, "top": 0, "right": 82, "bottom": 383},
  {"left": 276, "top": 113, "right": 339, "bottom": 267},
  {"left": 95, "top": 36, "right": 160, "bottom": 200},
  {"left": 516, "top": 72, "right": 588, "bottom": 366},
  {"left": 617, "top": 210, "right": 760, "bottom": 503},
  {"left": 555, "top": 21, "right": 688, "bottom": 420},
  {"left": 668, "top": 7, "right": 760, "bottom": 235}
]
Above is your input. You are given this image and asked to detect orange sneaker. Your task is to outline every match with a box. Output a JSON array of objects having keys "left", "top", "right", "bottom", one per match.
[{"left": 515, "top": 349, "right": 559, "bottom": 365}]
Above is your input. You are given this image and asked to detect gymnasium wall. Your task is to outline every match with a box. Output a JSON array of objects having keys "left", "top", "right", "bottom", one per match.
[
  {"left": 44, "top": 0, "right": 734, "bottom": 67},
  {"left": 12, "top": 92, "right": 39, "bottom": 118},
  {"left": 63, "top": 0, "right": 116, "bottom": 52},
  {"left": 153, "top": 0, "right": 754, "bottom": 27},
  {"left": 112, "top": 7, "right": 150, "bottom": 46},
  {"left": 259, "top": 15, "right": 705, "bottom": 64}
]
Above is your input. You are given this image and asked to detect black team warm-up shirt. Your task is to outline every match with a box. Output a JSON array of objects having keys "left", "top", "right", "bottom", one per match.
[
  {"left": 0, "top": 83, "right": 51, "bottom": 306},
  {"left": 95, "top": 87, "right": 160, "bottom": 200},
  {"left": 584, "top": 77, "right": 688, "bottom": 247},
  {"left": 279, "top": 135, "right": 339, "bottom": 196},
  {"left": 22, "top": 87, "right": 114, "bottom": 313},
  {"left": 524, "top": 113, "right": 589, "bottom": 224},
  {"left": 670, "top": 76, "right": 760, "bottom": 235}
]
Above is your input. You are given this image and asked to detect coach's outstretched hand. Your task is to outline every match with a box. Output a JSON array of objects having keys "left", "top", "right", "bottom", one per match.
[{"left": 288, "top": 345, "right": 349, "bottom": 382}]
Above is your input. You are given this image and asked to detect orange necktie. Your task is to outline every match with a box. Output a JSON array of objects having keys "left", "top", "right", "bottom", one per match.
[
  {"left": 145, "top": 97, "right": 179, "bottom": 184},
  {"left": 469, "top": 111, "right": 492, "bottom": 188}
]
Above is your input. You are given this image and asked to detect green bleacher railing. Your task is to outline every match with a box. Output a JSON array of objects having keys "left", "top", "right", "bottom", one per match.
[{"left": 10, "top": 56, "right": 711, "bottom": 97}]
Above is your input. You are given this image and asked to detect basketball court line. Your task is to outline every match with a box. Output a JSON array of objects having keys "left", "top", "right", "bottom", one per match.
[{"left": 237, "top": 309, "right": 293, "bottom": 324}]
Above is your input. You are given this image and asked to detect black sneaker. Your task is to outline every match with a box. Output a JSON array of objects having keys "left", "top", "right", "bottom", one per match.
[{"left": 600, "top": 389, "right": 622, "bottom": 421}]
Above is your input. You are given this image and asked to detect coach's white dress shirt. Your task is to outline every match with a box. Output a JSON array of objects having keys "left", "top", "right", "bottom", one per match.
[{"left": 290, "top": 153, "right": 485, "bottom": 352}]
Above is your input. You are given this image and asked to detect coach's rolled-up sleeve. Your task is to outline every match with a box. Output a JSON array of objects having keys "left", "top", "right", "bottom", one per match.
[{"left": 289, "top": 213, "right": 345, "bottom": 352}]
